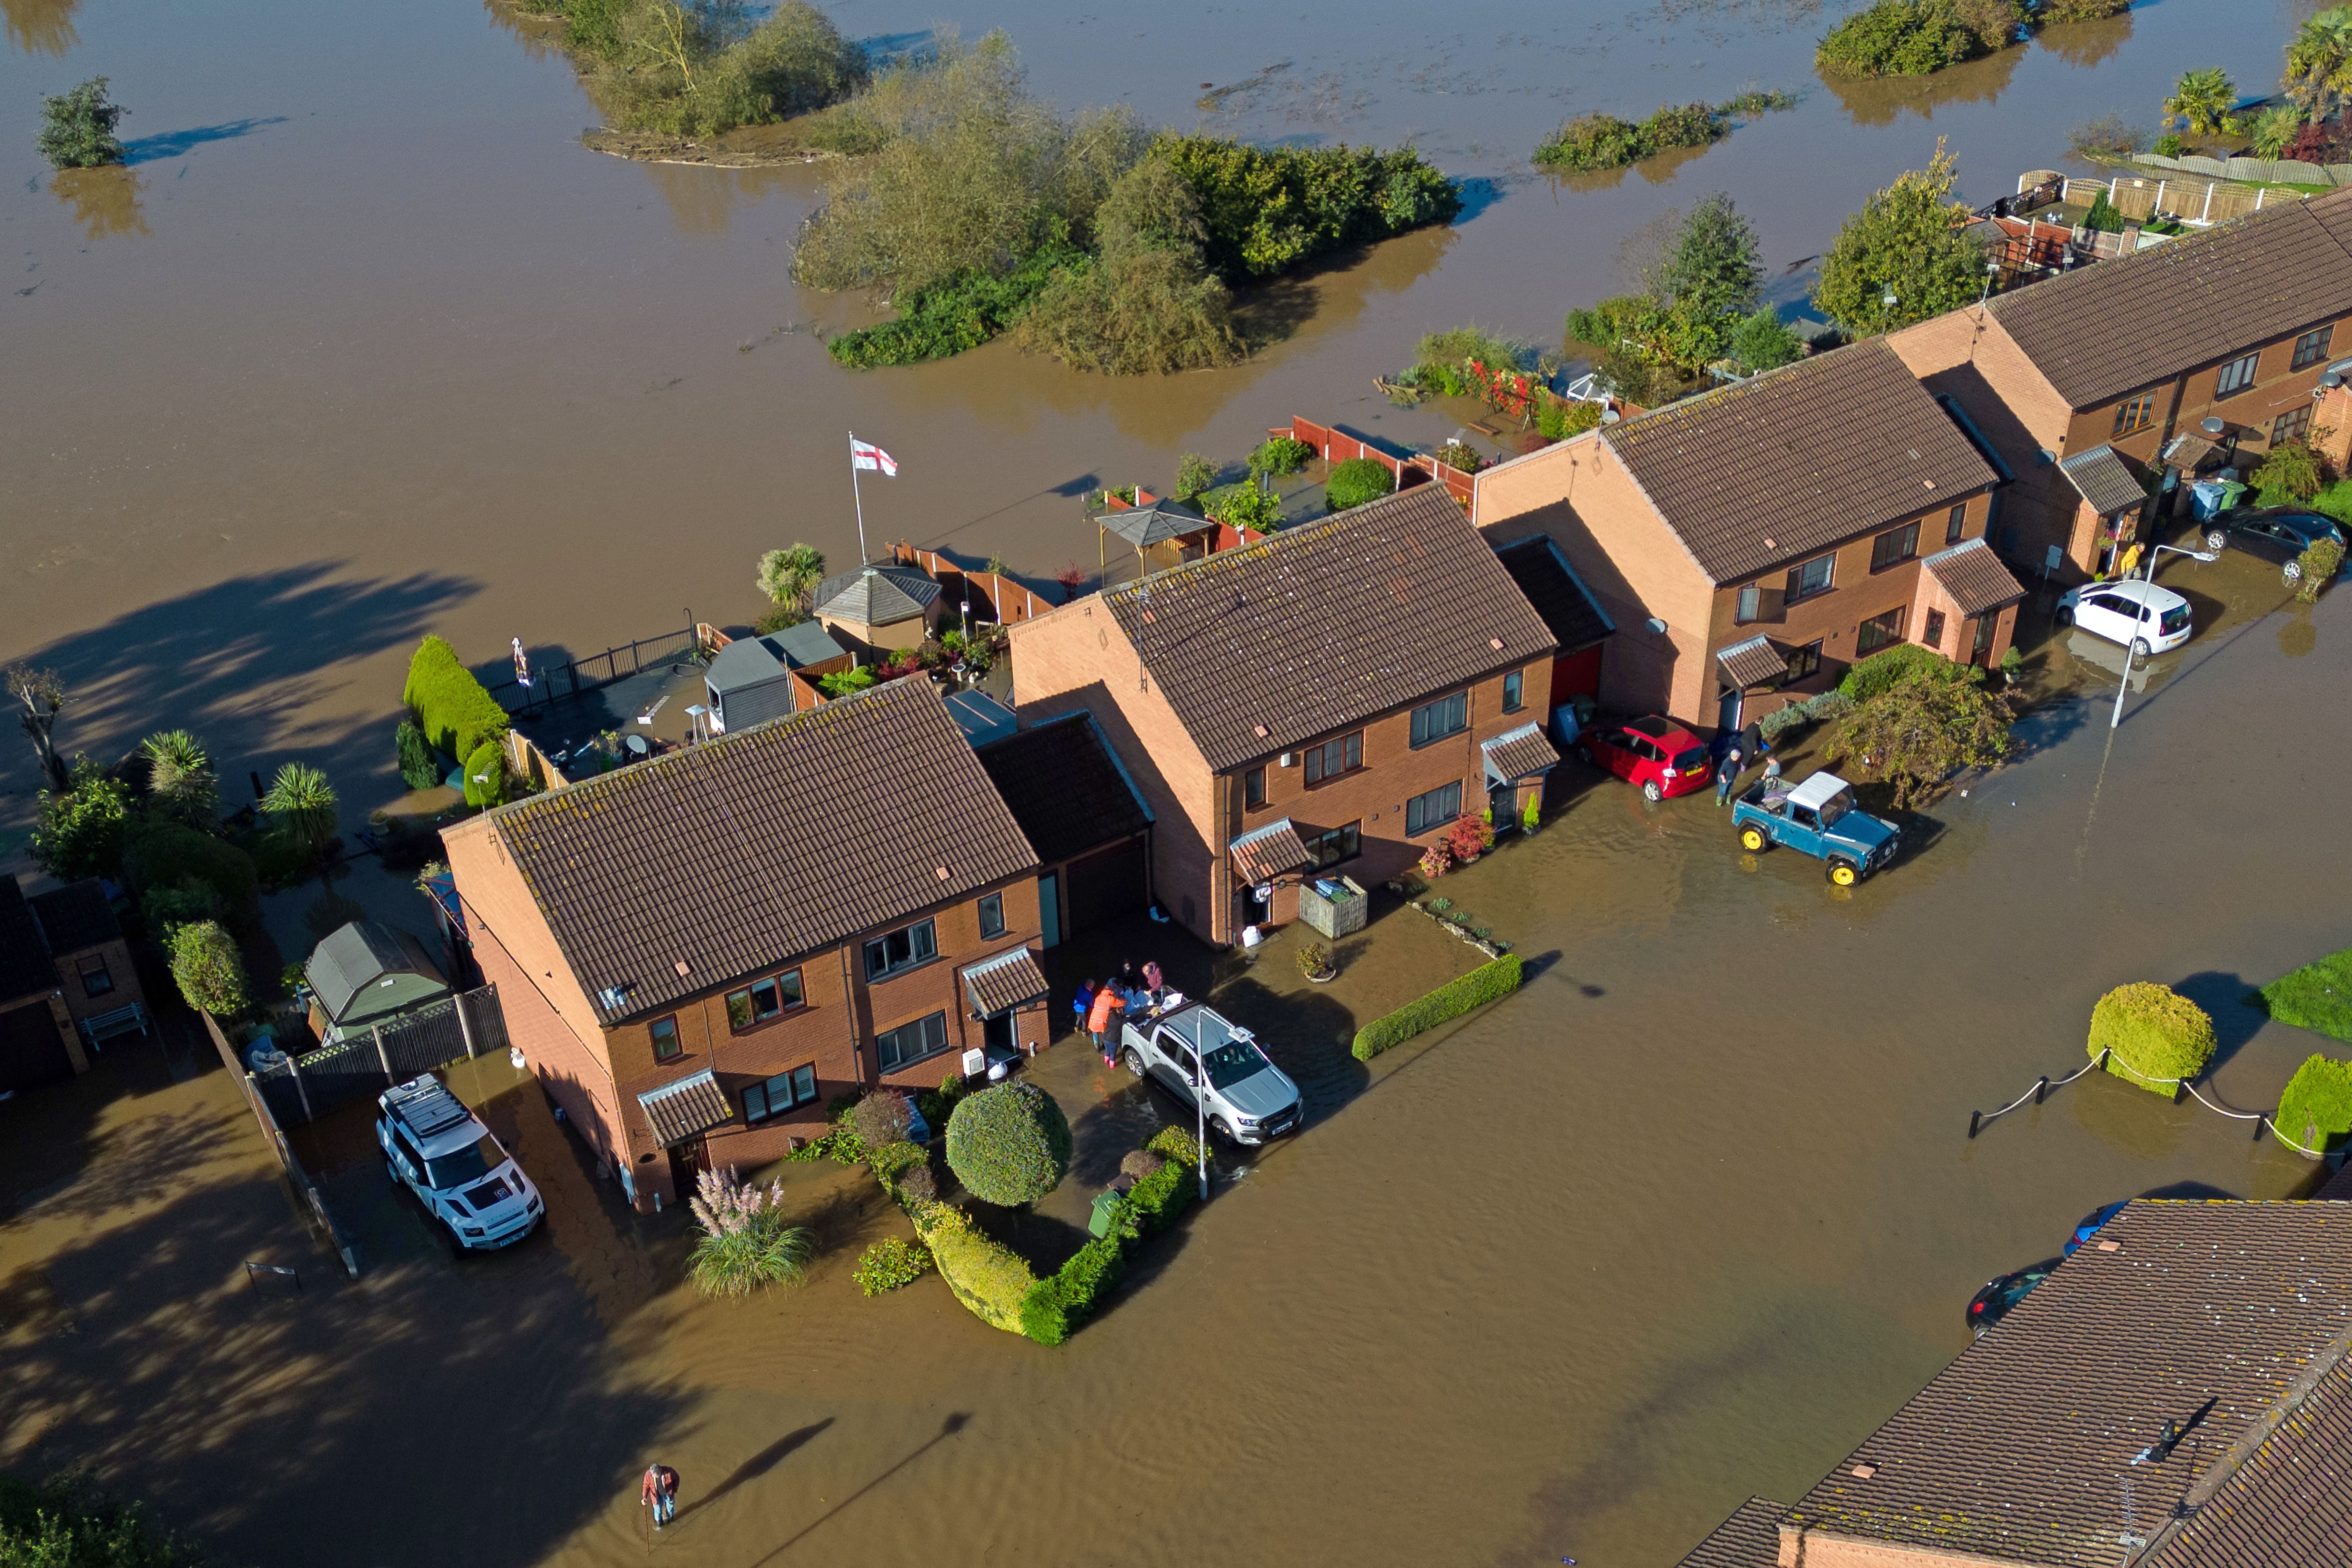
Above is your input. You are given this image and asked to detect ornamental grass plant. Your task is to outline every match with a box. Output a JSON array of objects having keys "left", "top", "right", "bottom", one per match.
[{"left": 687, "top": 1167, "right": 815, "bottom": 1298}]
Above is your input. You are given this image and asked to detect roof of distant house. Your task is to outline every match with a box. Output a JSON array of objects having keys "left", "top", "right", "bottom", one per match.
[
  {"left": 1782, "top": 1200, "right": 2352, "bottom": 1568},
  {"left": 28, "top": 880, "right": 119, "bottom": 956},
  {"left": 814, "top": 563, "right": 941, "bottom": 627},
  {"left": 705, "top": 623, "right": 843, "bottom": 690},
  {"left": 0, "top": 880, "right": 56, "bottom": 1006},
  {"left": 1987, "top": 185, "right": 2352, "bottom": 409},
  {"left": 976, "top": 712, "right": 1152, "bottom": 868},
  {"left": 473, "top": 677, "right": 1039, "bottom": 1024},
  {"left": 1921, "top": 538, "right": 2028, "bottom": 618},
  {"left": 1493, "top": 534, "right": 1616, "bottom": 653},
  {"left": 305, "top": 921, "right": 445, "bottom": 1025},
  {"left": 1603, "top": 339, "right": 2001, "bottom": 585},
  {"left": 1677, "top": 1497, "right": 1787, "bottom": 1568},
  {"left": 1097, "top": 483, "right": 1555, "bottom": 773}
]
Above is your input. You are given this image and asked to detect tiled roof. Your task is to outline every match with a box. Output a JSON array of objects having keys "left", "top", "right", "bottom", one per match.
[
  {"left": 27, "top": 880, "right": 117, "bottom": 956},
  {"left": 0, "top": 880, "right": 55, "bottom": 1005},
  {"left": 814, "top": 564, "right": 941, "bottom": 626},
  {"left": 1987, "top": 186, "right": 2352, "bottom": 409},
  {"left": 482, "top": 678, "right": 1038, "bottom": 1024},
  {"left": 1480, "top": 721, "right": 1561, "bottom": 782},
  {"left": 1678, "top": 1497, "right": 1788, "bottom": 1568},
  {"left": 2059, "top": 445, "right": 2149, "bottom": 516},
  {"left": 1494, "top": 535, "right": 1615, "bottom": 653},
  {"left": 637, "top": 1069, "right": 734, "bottom": 1146},
  {"left": 2316, "top": 1162, "right": 2352, "bottom": 1201},
  {"left": 1604, "top": 339, "right": 2001, "bottom": 585},
  {"left": 1101, "top": 484, "right": 1555, "bottom": 772},
  {"left": 976, "top": 713, "right": 1153, "bottom": 868},
  {"left": 1230, "top": 819, "right": 1312, "bottom": 884},
  {"left": 1102, "top": 498, "right": 1212, "bottom": 550},
  {"left": 1921, "top": 538, "right": 2028, "bottom": 617},
  {"left": 1785, "top": 1200, "right": 2352, "bottom": 1568},
  {"left": 2148, "top": 1359, "right": 2352, "bottom": 1568},
  {"left": 962, "top": 946, "right": 1048, "bottom": 1017},
  {"left": 1717, "top": 633, "right": 1790, "bottom": 690}
]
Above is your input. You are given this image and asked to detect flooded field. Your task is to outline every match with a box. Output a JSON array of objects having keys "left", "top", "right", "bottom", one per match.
[{"left": 4, "top": 0, "right": 2346, "bottom": 1563}]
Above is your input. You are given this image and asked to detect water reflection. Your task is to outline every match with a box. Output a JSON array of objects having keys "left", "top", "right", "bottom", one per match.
[
  {"left": 640, "top": 160, "right": 809, "bottom": 238},
  {"left": 2280, "top": 607, "right": 2318, "bottom": 658},
  {"left": 480, "top": 0, "right": 567, "bottom": 60},
  {"left": 1541, "top": 137, "right": 1725, "bottom": 196},
  {"left": 1818, "top": 45, "right": 2024, "bottom": 126},
  {"left": 50, "top": 167, "right": 149, "bottom": 241},
  {"left": 2069, "top": 1066, "right": 2191, "bottom": 1159},
  {"left": 2, "top": 0, "right": 75, "bottom": 55},
  {"left": 2034, "top": 13, "right": 2133, "bottom": 69}
]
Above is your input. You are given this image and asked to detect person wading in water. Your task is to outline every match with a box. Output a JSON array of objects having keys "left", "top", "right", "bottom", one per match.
[{"left": 642, "top": 1463, "right": 679, "bottom": 1531}]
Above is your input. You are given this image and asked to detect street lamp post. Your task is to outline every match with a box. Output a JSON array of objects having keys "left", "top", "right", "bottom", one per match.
[{"left": 2110, "top": 542, "right": 2219, "bottom": 730}]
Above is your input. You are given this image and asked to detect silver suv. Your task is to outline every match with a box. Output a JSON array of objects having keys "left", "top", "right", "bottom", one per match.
[
  {"left": 1120, "top": 1001, "right": 1302, "bottom": 1146},
  {"left": 376, "top": 1075, "right": 542, "bottom": 1250}
]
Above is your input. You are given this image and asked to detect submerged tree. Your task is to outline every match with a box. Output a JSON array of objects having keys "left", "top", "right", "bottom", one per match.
[
  {"left": 2162, "top": 67, "right": 2239, "bottom": 136},
  {"left": 1654, "top": 192, "right": 1762, "bottom": 322},
  {"left": 6, "top": 664, "right": 70, "bottom": 792},
  {"left": 37, "top": 76, "right": 127, "bottom": 169},
  {"left": 1824, "top": 668, "right": 2016, "bottom": 809},
  {"left": 1812, "top": 140, "right": 1989, "bottom": 336},
  {"left": 2285, "top": 8, "right": 2352, "bottom": 122},
  {"left": 261, "top": 762, "right": 340, "bottom": 878},
  {"left": 755, "top": 543, "right": 826, "bottom": 629}
]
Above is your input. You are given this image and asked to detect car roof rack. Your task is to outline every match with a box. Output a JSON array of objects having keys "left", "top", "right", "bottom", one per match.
[{"left": 384, "top": 1074, "right": 475, "bottom": 1140}]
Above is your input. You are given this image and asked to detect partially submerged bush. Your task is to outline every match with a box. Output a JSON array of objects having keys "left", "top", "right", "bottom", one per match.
[
  {"left": 125, "top": 819, "right": 261, "bottom": 932},
  {"left": 945, "top": 1079, "right": 1072, "bottom": 1206},
  {"left": 914, "top": 1200, "right": 1038, "bottom": 1330},
  {"left": 2089, "top": 982, "right": 2216, "bottom": 1093},
  {"left": 1119, "top": 1149, "right": 1167, "bottom": 1181},
  {"left": 851, "top": 1088, "right": 914, "bottom": 1152},
  {"left": 574, "top": 0, "right": 868, "bottom": 138},
  {"left": 688, "top": 1167, "right": 814, "bottom": 1297},
  {"left": 0, "top": 1473, "right": 211, "bottom": 1567},
  {"left": 853, "top": 1236, "right": 933, "bottom": 1296},
  {"left": 2068, "top": 111, "right": 2147, "bottom": 160},
  {"left": 37, "top": 77, "right": 127, "bottom": 169},
  {"left": 1325, "top": 457, "right": 1397, "bottom": 512},
  {"left": 2279, "top": 1054, "right": 2352, "bottom": 1152},
  {"left": 30, "top": 763, "right": 131, "bottom": 884},
  {"left": 1157, "top": 134, "right": 1460, "bottom": 280},
  {"left": 831, "top": 243, "right": 1087, "bottom": 367},
  {"left": 1839, "top": 642, "right": 1975, "bottom": 702},
  {"left": 1817, "top": 0, "right": 1983, "bottom": 76},
  {"left": 404, "top": 635, "right": 509, "bottom": 766},
  {"left": 168, "top": 919, "right": 247, "bottom": 1016},
  {"left": 1352, "top": 955, "right": 1523, "bottom": 1061},
  {"left": 1146, "top": 1125, "right": 1203, "bottom": 1167},
  {"left": 2297, "top": 539, "right": 2344, "bottom": 603},
  {"left": 1250, "top": 437, "right": 1313, "bottom": 476},
  {"left": 395, "top": 718, "right": 440, "bottom": 790}
]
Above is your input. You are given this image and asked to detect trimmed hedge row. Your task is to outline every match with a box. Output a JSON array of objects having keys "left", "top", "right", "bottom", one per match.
[
  {"left": 1352, "top": 954, "right": 1523, "bottom": 1061},
  {"left": 1837, "top": 642, "right": 1974, "bottom": 702},
  {"left": 914, "top": 1201, "right": 1038, "bottom": 1333},
  {"left": 1019, "top": 1125, "right": 1200, "bottom": 1345},
  {"left": 403, "top": 636, "right": 509, "bottom": 766}
]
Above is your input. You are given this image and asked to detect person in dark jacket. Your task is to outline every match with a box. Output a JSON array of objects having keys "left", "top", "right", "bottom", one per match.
[{"left": 1739, "top": 719, "right": 1766, "bottom": 767}]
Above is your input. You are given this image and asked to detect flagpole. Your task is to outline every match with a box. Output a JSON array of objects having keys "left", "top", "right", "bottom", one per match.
[{"left": 848, "top": 430, "right": 869, "bottom": 564}]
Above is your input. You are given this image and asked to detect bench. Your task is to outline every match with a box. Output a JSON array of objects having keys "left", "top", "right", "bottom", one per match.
[{"left": 79, "top": 1003, "right": 149, "bottom": 1051}]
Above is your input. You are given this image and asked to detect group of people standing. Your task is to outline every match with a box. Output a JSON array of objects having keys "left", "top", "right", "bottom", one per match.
[
  {"left": 1074, "top": 960, "right": 1166, "bottom": 1066},
  {"left": 1713, "top": 718, "right": 1782, "bottom": 805}
]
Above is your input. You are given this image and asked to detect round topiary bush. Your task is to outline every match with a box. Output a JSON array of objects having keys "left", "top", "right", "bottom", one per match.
[
  {"left": 2089, "top": 982, "right": 2216, "bottom": 1094},
  {"left": 1325, "top": 458, "right": 1397, "bottom": 512},
  {"left": 2277, "top": 1055, "right": 2352, "bottom": 1156},
  {"left": 945, "top": 1079, "right": 1072, "bottom": 1206}
]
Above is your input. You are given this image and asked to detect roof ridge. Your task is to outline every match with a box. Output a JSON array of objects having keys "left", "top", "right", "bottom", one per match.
[{"left": 1986, "top": 194, "right": 2312, "bottom": 321}]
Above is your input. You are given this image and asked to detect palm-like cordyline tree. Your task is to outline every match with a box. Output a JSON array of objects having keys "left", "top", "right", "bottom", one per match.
[
  {"left": 2163, "top": 68, "right": 2240, "bottom": 138},
  {"left": 261, "top": 762, "right": 339, "bottom": 880},
  {"left": 2285, "top": 8, "right": 2352, "bottom": 121},
  {"left": 140, "top": 730, "right": 217, "bottom": 825}
]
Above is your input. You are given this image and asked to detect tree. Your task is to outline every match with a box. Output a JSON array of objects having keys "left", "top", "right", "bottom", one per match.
[
  {"left": 1656, "top": 192, "right": 1762, "bottom": 321},
  {"left": 2163, "top": 68, "right": 2239, "bottom": 136},
  {"left": 6, "top": 664, "right": 69, "bottom": 793},
  {"left": 2254, "top": 439, "right": 2326, "bottom": 502},
  {"left": 1728, "top": 308, "right": 1804, "bottom": 373},
  {"left": 1206, "top": 480, "right": 1283, "bottom": 533},
  {"left": 945, "top": 1079, "right": 1071, "bottom": 1206},
  {"left": 2284, "top": 8, "right": 2352, "bottom": 121},
  {"left": 261, "top": 762, "right": 339, "bottom": 875},
  {"left": 2250, "top": 103, "right": 2307, "bottom": 159},
  {"left": 167, "top": 920, "right": 248, "bottom": 1016},
  {"left": 1175, "top": 452, "right": 1216, "bottom": 500},
  {"left": 1813, "top": 140, "right": 1990, "bottom": 336},
  {"left": 30, "top": 761, "right": 130, "bottom": 882},
  {"left": 37, "top": 76, "right": 127, "bottom": 169},
  {"left": 755, "top": 544, "right": 826, "bottom": 615},
  {"left": 0, "top": 1473, "right": 216, "bottom": 1568},
  {"left": 139, "top": 730, "right": 217, "bottom": 825},
  {"left": 1824, "top": 668, "right": 2015, "bottom": 808}
]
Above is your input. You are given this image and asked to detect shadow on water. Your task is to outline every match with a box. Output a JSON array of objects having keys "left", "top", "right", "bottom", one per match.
[
  {"left": 123, "top": 117, "right": 290, "bottom": 164},
  {"left": 744, "top": 1413, "right": 973, "bottom": 1565},
  {"left": 682, "top": 1418, "right": 836, "bottom": 1519},
  {"left": 2135, "top": 1180, "right": 2238, "bottom": 1202},
  {"left": 2171, "top": 970, "right": 2267, "bottom": 1073}
]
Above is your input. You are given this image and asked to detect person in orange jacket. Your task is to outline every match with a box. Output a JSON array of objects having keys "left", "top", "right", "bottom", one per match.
[{"left": 1087, "top": 985, "right": 1125, "bottom": 1066}]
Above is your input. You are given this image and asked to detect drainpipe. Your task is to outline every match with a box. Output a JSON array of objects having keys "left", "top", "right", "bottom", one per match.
[{"left": 838, "top": 945, "right": 865, "bottom": 1086}]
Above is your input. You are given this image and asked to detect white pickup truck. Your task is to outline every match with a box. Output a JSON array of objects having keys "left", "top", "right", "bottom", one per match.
[{"left": 1119, "top": 1000, "right": 1302, "bottom": 1147}]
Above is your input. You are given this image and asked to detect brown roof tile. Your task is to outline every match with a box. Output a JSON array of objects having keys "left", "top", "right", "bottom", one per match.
[
  {"left": 1921, "top": 538, "right": 2028, "bottom": 617},
  {"left": 1604, "top": 339, "right": 2001, "bottom": 585},
  {"left": 2060, "top": 445, "right": 2149, "bottom": 516},
  {"left": 962, "top": 946, "right": 1048, "bottom": 1018},
  {"left": 1480, "top": 721, "right": 1561, "bottom": 782},
  {"left": 636, "top": 1068, "right": 735, "bottom": 1146},
  {"left": 1102, "top": 485, "right": 1556, "bottom": 773},
  {"left": 2147, "top": 1358, "right": 2352, "bottom": 1568},
  {"left": 484, "top": 677, "right": 1038, "bottom": 1024},
  {"left": 1494, "top": 534, "right": 1616, "bottom": 653},
  {"left": 28, "top": 880, "right": 118, "bottom": 956},
  {"left": 1987, "top": 186, "right": 2352, "bottom": 410},
  {"left": 1678, "top": 1497, "right": 1788, "bottom": 1568},
  {"left": 1785, "top": 1200, "right": 2352, "bottom": 1568},
  {"left": 1230, "top": 819, "right": 1312, "bottom": 884},
  {"left": 976, "top": 713, "right": 1152, "bottom": 868},
  {"left": 1716, "top": 633, "right": 1791, "bottom": 691}
]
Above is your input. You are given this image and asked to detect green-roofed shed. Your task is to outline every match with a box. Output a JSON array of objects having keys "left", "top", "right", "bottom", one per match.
[{"left": 305, "top": 921, "right": 451, "bottom": 1042}]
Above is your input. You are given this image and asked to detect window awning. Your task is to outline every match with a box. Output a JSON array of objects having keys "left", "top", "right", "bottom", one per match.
[
  {"left": 637, "top": 1068, "right": 734, "bottom": 1148},
  {"left": 1480, "top": 722, "right": 1562, "bottom": 784},
  {"left": 1716, "top": 633, "right": 1790, "bottom": 692},
  {"left": 1229, "top": 818, "right": 1312, "bottom": 885},
  {"left": 2059, "top": 445, "right": 2148, "bottom": 517},
  {"left": 962, "top": 946, "right": 1049, "bottom": 1019}
]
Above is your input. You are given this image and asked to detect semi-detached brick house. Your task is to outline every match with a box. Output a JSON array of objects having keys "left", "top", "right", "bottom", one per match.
[
  {"left": 0, "top": 878, "right": 145, "bottom": 1095},
  {"left": 1889, "top": 184, "right": 2352, "bottom": 583},
  {"left": 1008, "top": 483, "right": 1559, "bottom": 947},
  {"left": 441, "top": 677, "right": 1049, "bottom": 1210},
  {"left": 1473, "top": 339, "right": 2021, "bottom": 732},
  {"left": 1674, "top": 1199, "right": 2352, "bottom": 1568}
]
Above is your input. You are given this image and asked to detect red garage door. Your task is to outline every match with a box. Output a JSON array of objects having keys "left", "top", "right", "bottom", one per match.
[{"left": 0, "top": 999, "right": 74, "bottom": 1096}]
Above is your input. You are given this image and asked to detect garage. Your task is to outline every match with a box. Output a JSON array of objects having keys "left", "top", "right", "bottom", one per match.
[
  {"left": 0, "top": 999, "right": 74, "bottom": 1096},
  {"left": 1064, "top": 834, "right": 1148, "bottom": 936}
]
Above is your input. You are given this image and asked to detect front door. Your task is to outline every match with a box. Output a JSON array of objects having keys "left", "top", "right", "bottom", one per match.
[
  {"left": 1718, "top": 686, "right": 1743, "bottom": 734},
  {"left": 1970, "top": 614, "right": 1996, "bottom": 666},
  {"left": 1037, "top": 872, "right": 1061, "bottom": 950},
  {"left": 983, "top": 1011, "right": 1015, "bottom": 1056},
  {"left": 1489, "top": 778, "right": 1517, "bottom": 835}
]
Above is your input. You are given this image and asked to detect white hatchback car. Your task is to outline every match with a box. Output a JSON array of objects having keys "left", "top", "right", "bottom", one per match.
[{"left": 2055, "top": 579, "right": 2193, "bottom": 656}]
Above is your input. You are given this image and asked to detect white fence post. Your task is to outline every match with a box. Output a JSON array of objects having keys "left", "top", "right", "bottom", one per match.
[
  {"left": 457, "top": 991, "right": 479, "bottom": 1059},
  {"left": 374, "top": 1025, "right": 393, "bottom": 1084}
]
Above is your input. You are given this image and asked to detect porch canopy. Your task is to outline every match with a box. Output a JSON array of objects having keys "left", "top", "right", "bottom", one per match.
[
  {"left": 1229, "top": 818, "right": 1312, "bottom": 887},
  {"left": 962, "top": 946, "right": 1049, "bottom": 1019},
  {"left": 1716, "top": 633, "right": 1792, "bottom": 692},
  {"left": 2059, "top": 445, "right": 2147, "bottom": 517},
  {"left": 638, "top": 1068, "right": 735, "bottom": 1147},
  {"left": 1481, "top": 722, "right": 1562, "bottom": 784},
  {"left": 1920, "top": 538, "right": 2027, "bottom": 618}
]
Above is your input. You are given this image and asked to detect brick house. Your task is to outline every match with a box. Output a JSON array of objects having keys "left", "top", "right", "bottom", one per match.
[
  {"left": 1674, "top": 1199, "right": 2352, "bottom": 1568},
  {"left": 0, "top": 878, "right": 145, "bottom": 1095},
  {"left": 974, "top": 711, "right": 1156, "bottom": 950},
  {"left": 440, "top": 677, "right": 1048, "bottom": 1210},
  {"left": 1888, "top": 184, "right": 2352, "bottom": 582},
  {"left": 1474, "top": 340, "right": 2019, "bottom": 732},
  {"left": 1492, "top": 533, "right": 1617, "bottom": 726},
  {"left": 1008, "top": 484, "right": 1558, "bottom": 947}
]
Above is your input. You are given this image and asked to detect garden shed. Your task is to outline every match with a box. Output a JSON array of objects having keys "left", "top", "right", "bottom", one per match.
[
  {"left": 814, "top": 564, "right": 941, "bottom": 652},
  {"left": 703, "top": 621, "right": 845, "bottom": 734},
  {"left": 305, "top": 921, "right": 451, "bottom": 1043}
]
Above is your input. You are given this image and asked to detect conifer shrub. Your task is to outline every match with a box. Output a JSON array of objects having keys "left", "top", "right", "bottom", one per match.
[
  {"left": 403, "top": 636, "right": 509, "bottom": 765},
  {"left": 1325, "top": 458, "right": 1397, "bottom": 512},
  {"left": 2277, "top": 1055, "right": 2352, "bottom": 1154},
  {"left": 2089, "top": 982, "right": 2216, "bottom": 1093},
  {"left": 945, "top": 1080, "right": 1072, "bottom": 1206}
]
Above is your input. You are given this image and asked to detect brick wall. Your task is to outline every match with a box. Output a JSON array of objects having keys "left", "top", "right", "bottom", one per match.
[{"left": 50, "top": 937, "right": 144, "bottom": 1024}]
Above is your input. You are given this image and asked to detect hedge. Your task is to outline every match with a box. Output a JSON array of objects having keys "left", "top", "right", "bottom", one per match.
[
  {"left": 2252, "top": 947, "right": 2352, "bottom": 1045},
  {"left": 2089, "top": 982, "right": 2216, "bottom": 1094},
  {"left": 1352, "top": 953, "right": 1523, "bottom": 1061},
  {"left": 403, "top": 636, "right": 509, "bottom": 765},
  {"left": 123, "top": 819, "right": 261, "bottom": 931},
  {"left": 1838, "top": 642, "right": 1974, "bottom": 702},
  {"left": 1326, "top": 458, "right": 1397, "bottom": 512},
  {"left": 1017, "top": 1129, "right": 1200, "bottom": 1345},
  {"left": 913, "top": 1202, "right": 1037, "bottom": 1333},
  {"left": 462, "top": 737, "right": 506, "bottom": 809},
  {"left": 2278, "top": 1055, "right": 2352, "bottom": 1154}
]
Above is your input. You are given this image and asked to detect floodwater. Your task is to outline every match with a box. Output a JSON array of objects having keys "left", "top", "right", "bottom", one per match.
[{"left": 3, "top": 1, "right": 2346, "bottom": 1564}]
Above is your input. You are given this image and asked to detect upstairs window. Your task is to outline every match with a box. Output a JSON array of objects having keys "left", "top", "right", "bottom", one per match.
[
  {"left": 650, "top": 1015, "right": 682, "bottom": 1062},
  {"left": 1736, "top": 584, "right": 1762, "bottom": 623},
  {"left": 864, "top": 919, "right": 937, "bottom": 982},
  {"left": 978, "top": 892, "right": 1006, "bottom": 940},
  {"left": 2294, "top": 325, "right": 2335, "bottom": 371},
  {"left": 725, "top": 971, "right": 805, "bottom": 1031},
  {"left": 1501, "top": 671, "right": 1524, "bottom": 713},
  {"left": 1786, "top": 553, "right": 1836, "bottom": 604},
  {"left": 2215, "top": 351, "right": 2260, "bottom": 399},
  {"left": 1244, "top": 766, "right": 1266, "bottom": 809},
  {"left": 1946, "top": 503, "right": 1967, "bottom": 544},
  {"left": 1303, "top": 731, "right": 1363, "bottom": 784},
  {"left": 1871, "top": 521, "right": 1920, "bottom": 571},
  {"left": 2112, "top": 393, "right": 2155, "bottom": 437},
  {"left": 1408, "top": 691, "right": 1469, "bottom": 748}
]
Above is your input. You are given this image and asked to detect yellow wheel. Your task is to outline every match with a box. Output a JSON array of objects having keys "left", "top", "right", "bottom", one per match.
[
  {"left": 1739, "top": 827, "right": 1767, "bottom": 852},
  {"left": 1827, "top": 860, "right": 1859, "bottom": 887}
]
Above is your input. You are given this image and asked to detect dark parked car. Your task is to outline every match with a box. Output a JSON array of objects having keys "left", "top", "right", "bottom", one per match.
[
  {"left": 1968, "top": 1265, "right": 2051, "bottom": 1335},
  {"left": 2205, "top": 507, "right": 2347, "bottom": 578}
]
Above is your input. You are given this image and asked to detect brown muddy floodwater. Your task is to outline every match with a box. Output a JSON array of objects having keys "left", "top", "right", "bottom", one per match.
[{"left": 2, "top": 2, "right": 2345, "bottom": 1566}]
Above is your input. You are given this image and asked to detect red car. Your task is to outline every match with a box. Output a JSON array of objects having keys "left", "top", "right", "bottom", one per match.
[{"left": 1574, "top": 714, "right": 1714, "bottom": 802}]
